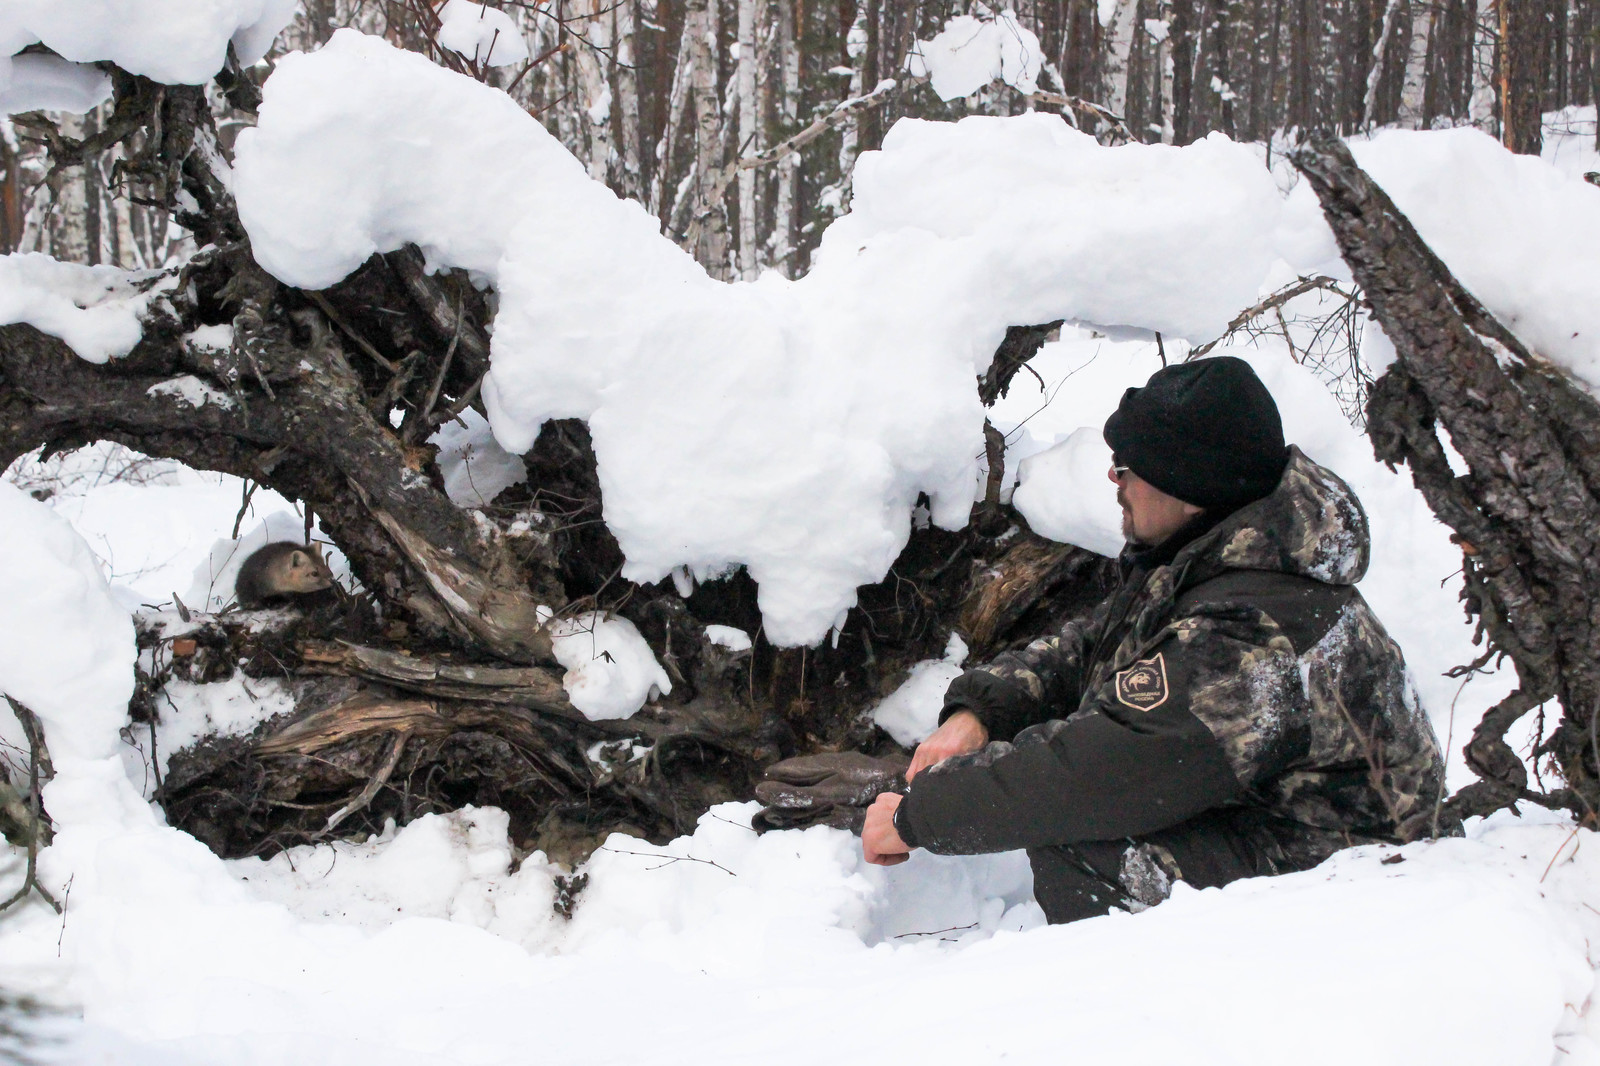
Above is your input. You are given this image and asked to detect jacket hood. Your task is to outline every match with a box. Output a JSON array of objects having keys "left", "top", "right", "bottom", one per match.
[{"left": 1183, "top": 446, "right": 1370, "bottom": 586}]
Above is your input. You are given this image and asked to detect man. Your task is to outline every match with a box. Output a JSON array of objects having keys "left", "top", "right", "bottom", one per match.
[{"left": 861, "top": 356, "right": 1447, "bottom": 923}]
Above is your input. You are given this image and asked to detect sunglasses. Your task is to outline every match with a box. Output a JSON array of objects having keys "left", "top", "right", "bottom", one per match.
[{"left": 1111, "top": 457, "right": 1131, "bottom": 480}]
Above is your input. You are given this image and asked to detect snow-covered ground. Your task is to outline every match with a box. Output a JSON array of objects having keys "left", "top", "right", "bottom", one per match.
[{"left": 2, "top": 28, "right": 1599, "bottom": 1065}]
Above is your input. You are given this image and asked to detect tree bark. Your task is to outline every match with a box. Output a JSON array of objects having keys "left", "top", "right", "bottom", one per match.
[
  {"left": 1292, "top": 132, "right": 1600, "bottom": 823},
  {"left": 1500, "top": 0, "right": 1547, "bottom": 153},
  {"left": 1397, "top": 0, "right": 1435, "bottom": 127},
  {"left": 736, "top": 0, "right": 761, "bottom": 276}
]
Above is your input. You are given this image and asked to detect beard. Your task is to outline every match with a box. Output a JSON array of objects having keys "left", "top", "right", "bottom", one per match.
[{"left": 1117, "top": 486, "right": 1137, "bottom": 543}]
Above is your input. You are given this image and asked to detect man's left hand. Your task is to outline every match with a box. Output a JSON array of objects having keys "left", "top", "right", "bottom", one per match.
[{"left": 862, "top": 792, "right": 911, "bottom": 866}]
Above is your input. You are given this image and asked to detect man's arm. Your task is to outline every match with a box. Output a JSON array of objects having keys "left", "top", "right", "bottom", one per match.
[
  {"left": 894, "top": 627, "right": 1281, "bottom": 855},
  {"left": 936, "top": 619, "right": 1095, "bottom": 747}
]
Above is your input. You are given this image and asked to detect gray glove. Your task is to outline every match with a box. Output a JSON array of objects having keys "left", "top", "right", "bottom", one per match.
[{"left": 750, "top": 751, "right": 910, "bottom": 835}]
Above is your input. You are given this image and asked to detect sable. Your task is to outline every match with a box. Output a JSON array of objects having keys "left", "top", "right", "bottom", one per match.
[{"left": 233, "top": 542, "right": 335, "bottom": 609}]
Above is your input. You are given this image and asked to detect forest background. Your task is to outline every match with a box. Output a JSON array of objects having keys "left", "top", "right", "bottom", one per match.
[{"left": 4, "top": 0, "right": 1593, "bottom": 282}]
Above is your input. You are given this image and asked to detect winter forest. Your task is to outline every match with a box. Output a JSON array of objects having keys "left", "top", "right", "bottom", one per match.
[
  {"left": 1, "top": 1, "right": 1600, "bottom": 1063},
  {"left": 10, "top": 0, "right": 1600, "bottom": 277}
]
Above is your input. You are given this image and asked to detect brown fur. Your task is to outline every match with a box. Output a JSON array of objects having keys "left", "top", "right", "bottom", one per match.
[{"left": 233, "top": 542, "right": 335, "bottom": 608}]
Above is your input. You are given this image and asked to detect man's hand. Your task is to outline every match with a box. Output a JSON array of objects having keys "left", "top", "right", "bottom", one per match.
[
  {"left": 862, "top": 792, "right": 911, "bottom": 866},
  {"left": 906, "top": 710, "right": 988, "bottom": 782}
]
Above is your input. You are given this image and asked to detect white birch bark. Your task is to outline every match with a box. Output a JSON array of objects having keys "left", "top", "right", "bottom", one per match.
[
  {"left": 44, "top": 114, "right": 87, "bottom": 263},
  {"left": 1396, "top": 0, "right": 1435, "bottom": 128},
  {"left": 1159, "top": 2, "right": 1176, "bottom": 144},
  {"left": 736, "top": 0, "right": 760, "bottom": 278},
  {"left": 772, "top": 0, "right": 800, "bottom": 276},
  {"left": 613, "top": 0, "right": 644, "bottom": 201},
  {"left": 1361, "top": 0, "right": 1403, "bottom": 129},
  {"left": 650, "top": 21, "right": 695, "bottom": 222},
  {"left": 832, "top": 12, "right": 868, "bottom": 216},
  {"left": 573, "top": 5, "right": 616, "bottom": 185},
  {"left": 688, "top": 0, "right": 730, "bottom": 275},
  {"left": 1103, "top": 0, "right": 1140, "bottom": 118}
]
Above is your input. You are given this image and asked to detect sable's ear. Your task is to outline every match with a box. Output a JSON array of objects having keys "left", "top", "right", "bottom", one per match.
[{"left": 288, "top": 549, "right": 311, "bottom": 569}]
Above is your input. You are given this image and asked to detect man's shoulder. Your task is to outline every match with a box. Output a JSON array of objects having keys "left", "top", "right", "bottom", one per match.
[{"left": 1173, "top": 569, "right": 1360, "bottom": 656}]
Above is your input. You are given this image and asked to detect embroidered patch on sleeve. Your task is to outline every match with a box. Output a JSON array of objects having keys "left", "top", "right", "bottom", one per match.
[{"left": 1115, "top": 653, "right": 1170, "bottom": 711}]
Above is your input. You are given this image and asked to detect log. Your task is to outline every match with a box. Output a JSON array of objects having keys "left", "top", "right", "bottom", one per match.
[{"left": 1292, "top": 133, "right": 1600, "bottom": 821}]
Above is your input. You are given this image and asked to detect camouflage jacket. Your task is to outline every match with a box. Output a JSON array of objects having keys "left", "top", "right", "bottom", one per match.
[{"left": 896, "top": 447, "right": 1448, "bottom": 873}]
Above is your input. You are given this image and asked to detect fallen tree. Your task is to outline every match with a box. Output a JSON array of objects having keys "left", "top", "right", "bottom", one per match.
[
  {"left": 1293, "top": 133, "right": 1600, "bottom": 826},
  {"left": 0, "top": 64, "right": 1117, "bottom": 859}
]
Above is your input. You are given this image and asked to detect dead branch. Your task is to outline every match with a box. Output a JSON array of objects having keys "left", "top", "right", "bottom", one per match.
[
  {"left": 1026, "top": 90, "right": 1135, "bottom": 143},
  {"left": 1187, "top": 275, "right": 1354, "bottom": 359},
  {"left": 0, "top": 698, "right": 60, "bottom": 915},
  {"left": 739, "top": 79, "right": 901, "bottom": 171},
  {"left": 684, "top": 79, "right": 902, "bottom": 249}
]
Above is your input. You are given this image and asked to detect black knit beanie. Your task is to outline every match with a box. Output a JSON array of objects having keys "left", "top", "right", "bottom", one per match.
[{"left": 1102, "top": 356, "right": 1289, "bottom": 509}]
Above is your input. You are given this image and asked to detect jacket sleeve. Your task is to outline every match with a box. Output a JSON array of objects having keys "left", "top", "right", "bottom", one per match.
[
  {"left": 896, "top": 626, "right": 1260, "bottom": 855},
  {"left": 938, "top": 619, "right": 1094, "bottom": 743}
]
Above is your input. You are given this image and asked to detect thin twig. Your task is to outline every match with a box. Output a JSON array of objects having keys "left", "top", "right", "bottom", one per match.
[
  {"left": 1539, "top": 825, "right": 1582, "bottom": 883},
  {"left": 893, "top": 921, "right": 978, "bottom": 938},
  {"left": 231, "top": 477, "right": 258, "bottom": 539},
  {"left": 306, "top": 291, "right": 399, "bottom": 374},
  {"left": 428, "top": 373, "right": 484, "bottom": 429},
  {"left": 1188, "top": 275, "right": 1352, "bottom": 359},
  {"left": 416, "top": 287, "right": 463, "bottom": 437},
  {"left": 596, "top": 846, "right": 735, "bottom": 875}
]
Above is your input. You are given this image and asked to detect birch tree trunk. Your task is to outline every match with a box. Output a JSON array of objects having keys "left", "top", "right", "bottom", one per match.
[
  {"left": 772, "top": 0, "right": 800, "bottom": 275},
  {"left": 1159, "top": 1, "right": 1177, "bottom": 141},
  {"left": 650, "top": 21, "right": 694, "bottom": 224},
  {"left": 82, "top": 109, "right": 103, "bottom": 266},
  {"left": 688, "top": 0, "right": 730, "bottom": 275},
  {"left": 573, "top": 7, "right": 616, "bottom": 185},
  {"left": 1104, "top": 0, "right": 1142, "bottom": 117},
  {"left": 613, "top": 0, "right": 645, "bottom": 202},
  {"left": 736, "top": 0, "right": 760, "bottom": 278},
  {"left": 1362, "top": 0, "right": 1403, "bottom": 128},
  {"left": 1397, "top": 0, "right": 1435, "bottom": 127},
  {"left": 834, "top": 10, "right": 869, "bottom": 216}
]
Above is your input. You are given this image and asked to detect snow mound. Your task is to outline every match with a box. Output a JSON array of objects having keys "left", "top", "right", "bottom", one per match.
[
  {"left": 704, "top": 624, "right": 752, "bottom": 652},
  {"left": 1012, "top": 425, "right": 1125, "bottom": 556},
  {"left": 0, "top": 0, "right": 295, "bottom": 86},
  {"left": 142, "top": 674, "right": 293, "bottom": 783},
  {"left": 0, "top": 484, "right": 133, "bottom": 762},
  {"left": 872, "top": 631, "right": 969, "bottom": 746},
  {"left": 546, "top": 611, "right": 672, "bottom": 721},
  {"left": 234, "top": 30, "right": 1279, "bottom": 646},
  {"left": 0, "top": 254, "right": 169, "bottom": 363},
  {"left": 231, "top": 807, "right": 561, "bottom": 946},
  {"left": 905, "top": 9, "right": 1044, "bottom": 99}
]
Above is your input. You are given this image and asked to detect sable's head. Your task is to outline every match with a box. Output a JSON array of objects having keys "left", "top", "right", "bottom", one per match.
[{"left": 261, "top": 543, "right": 335, "bottom": 594}]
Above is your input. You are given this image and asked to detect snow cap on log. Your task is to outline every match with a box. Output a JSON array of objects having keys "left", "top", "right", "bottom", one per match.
[
  {"left": 235, "top": 31, "right": 1278, "bottom": 645},
  {"left": 0, "top": 0, "right": 295, "bottom": 86}
]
